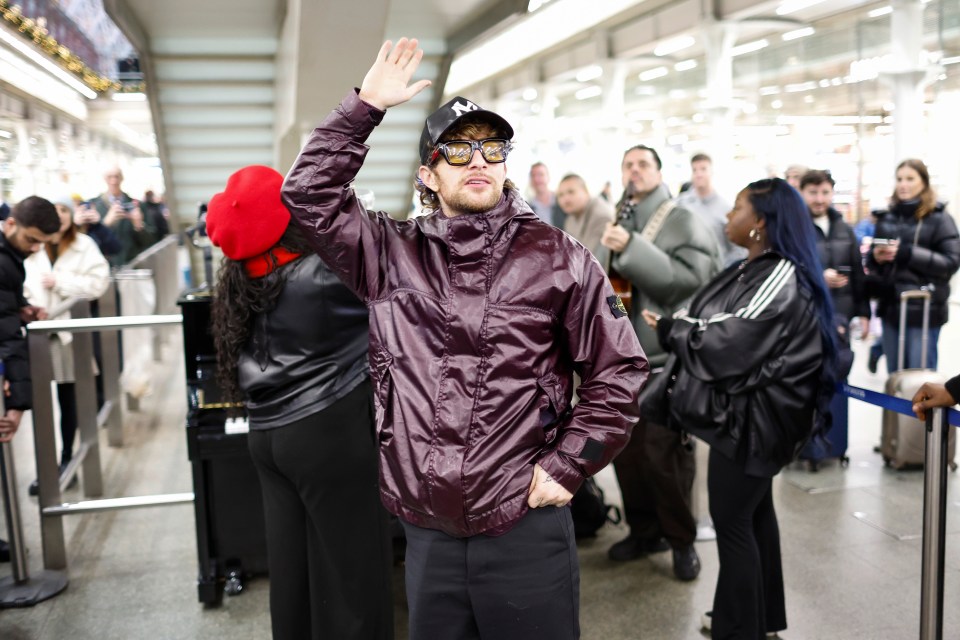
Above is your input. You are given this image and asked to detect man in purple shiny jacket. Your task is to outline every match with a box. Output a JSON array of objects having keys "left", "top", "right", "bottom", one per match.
[{"left": 282, "top": 38, "right": 648, "bottom": 640}]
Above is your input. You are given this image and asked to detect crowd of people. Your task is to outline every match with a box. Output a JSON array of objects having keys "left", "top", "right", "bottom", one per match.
[
  {"left": 0, "top": 168, "right": 170, "bottom": 561},
  {"left": 2, "top": 35, "right": 959, "bottom": 640}
]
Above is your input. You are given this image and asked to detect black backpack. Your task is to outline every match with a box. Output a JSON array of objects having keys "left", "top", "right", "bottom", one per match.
[{"left": 570, "top": 477, "right": 622, "bottom": 539}]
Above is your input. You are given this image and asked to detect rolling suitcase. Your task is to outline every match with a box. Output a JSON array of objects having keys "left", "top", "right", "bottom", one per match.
[{"left": 880, "top": 290, "right": 955, "bottom": 469}]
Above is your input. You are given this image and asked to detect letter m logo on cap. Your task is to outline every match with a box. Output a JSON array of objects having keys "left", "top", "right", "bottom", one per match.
[{"left": 451, "top": 100, "right": 479, "bottom": 117}]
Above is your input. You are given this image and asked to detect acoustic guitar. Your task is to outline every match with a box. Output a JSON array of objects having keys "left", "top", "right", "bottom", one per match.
[{"left": 606, "top": 186, "right": 638, "bottom": 315}]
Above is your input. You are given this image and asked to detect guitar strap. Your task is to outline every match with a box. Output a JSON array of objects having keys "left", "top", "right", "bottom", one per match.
[{"left": 640, "top": 199, "right": 676, "bottom": 243}]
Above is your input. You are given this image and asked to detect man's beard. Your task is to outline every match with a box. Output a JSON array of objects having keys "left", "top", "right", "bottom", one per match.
[{"left": 442, "top": 187, "right": 502, "bottom": 215}]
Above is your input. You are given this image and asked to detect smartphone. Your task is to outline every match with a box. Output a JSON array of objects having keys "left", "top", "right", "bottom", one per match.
[
  {"left": 121, "top": 201, "right": 136, "bottom": 212},
  {"left": 835, "top": 266, "right": 852, "bottom": 275},
  {"left": 873, "top": 238, "right": 898, "bottom": 246}
]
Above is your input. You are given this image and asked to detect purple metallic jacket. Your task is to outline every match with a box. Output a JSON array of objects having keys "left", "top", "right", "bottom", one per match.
[{"left": 282, "top": 91, "right": 648, "bottom": 537}]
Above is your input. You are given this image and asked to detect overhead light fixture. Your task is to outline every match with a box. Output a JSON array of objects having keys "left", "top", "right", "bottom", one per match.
[
  {"left": 654, "top": 35, "right": 695, "bottom": 57},
  {"left": 522, "top": 87, "right": 538, "bottom": 101},
  {"left": 782, "top": 27, "right": 815, "bottom": 41},
  {"left": 760, "top": 86, "right": 780, "bottom": 95},
  {"left": 638, "top": 66, "right": 669, "bottom": 82},
  {"left": 576, "top": 65, "right": 603, "bottom": 82},
  {"left": 0, "top": 26, "right": 97, "bottom": 99},
  {"left": 771, "top": 99, "right": 783, "bottom": 109},
  {"left": 447, "top": 0, "right": 644, "bottom": 94},
  {"left": 785, "top": 81, "right": 818, "bottom": 92},
  {"left": 112, "top": 92, "right": 146, "bottom": 102},
  {"left": 868, "top": 5, "right": 893, "bottom": 17},
  {"left": 527, "top": 0, "right": 554, "bottom": 12},
  {"left": 674, "top": 59, "right": 698, "bottom": 72},
  {"left": 0, "top": 129, "right": 12, "bottom": 139},
  {"left": 942, "top": 56, "right": 960, "bottom": 65},
  {"left": 575, "top": 85, "right": 603, "bottom": 100},
  {"left": 776, "top": 0, "right": 827, "bottom": 16},
  {"left": 731, "top": 39, "right": 769, "bottom": 57}
]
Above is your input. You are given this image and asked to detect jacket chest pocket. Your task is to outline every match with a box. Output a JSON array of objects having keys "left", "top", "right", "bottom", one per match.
[{"left": 536, "top": 373, "right": 569, "bottom": 445}]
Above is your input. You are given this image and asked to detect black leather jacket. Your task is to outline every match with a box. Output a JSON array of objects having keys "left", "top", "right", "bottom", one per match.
[
  {"left": 866, "top": 201, "right": 960, "bottom": 328},
  {"left": 660, "top": 253, "right": 825, "bottom": 477},
  {"left": 0, "top": 234, "right": 31, "bottom": 410},
  {"left": 815, "top": 208, "right": 870, "bottom": 322},
  {"left": 237, "top": 252, "right": 369, "bottom": 429}
]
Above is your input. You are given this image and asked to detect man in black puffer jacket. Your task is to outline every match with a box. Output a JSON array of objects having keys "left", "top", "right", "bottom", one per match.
[{"left": 0, "top": 196, "right": 59, "bottom": 562}]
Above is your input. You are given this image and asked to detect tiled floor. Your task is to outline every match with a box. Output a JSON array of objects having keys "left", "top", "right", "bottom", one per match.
[{"left": 1, "top": 305, "right": 959, "bottom": 639}]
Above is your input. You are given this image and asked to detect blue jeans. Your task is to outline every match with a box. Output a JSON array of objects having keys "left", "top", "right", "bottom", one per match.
[{"left": 881, "top": 320, "right": 940, "bottom": 373}]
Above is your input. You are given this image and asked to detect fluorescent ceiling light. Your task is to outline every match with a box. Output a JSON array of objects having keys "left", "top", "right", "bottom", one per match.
[
  {"left": 655, "top": 35, "right": 695, "bottom": 57},
  {"left": 112, "top": 92, "right": 146, "bottom": 102},
  {"left": 447, "top": 0, "right": 642, "bottom": 94},
  {"left": 776, "top": 0, "right": 827, "bottom": 16},
  {"left": 731, "top": 39, "right": 769, "bottom": 57},
  {"left": 638, "top": 66, "right": 669, "bottom": 82},
  {"left": 674, "top": 59, "right": 698, "bottom": 71},
  {"left": 785, "top": 81, "right": 818, "bottom": 92},
  {"left": 0, "top": 129, "right": 11, "bottom": 139},
  {"left": 0, "top": 26, "right": 97, "bottom": 99},
  {"left": 868, "top": 5, "right": 892, "bottom": 17},
  {"left": 942, "top": 56, "right": 960, "bottom": 65},
  {"left": 759, "top": 85, "right": 780, "bottom": 95},
  {"left": 575, "top": 85, "right": 602, "bottom": 100},
  {"left": 576, "top": 65, "right": 603, "bottom": 82},
  {"left": 528, "top": 0, "right": 553, "bottom": 11},
  {"left": 782, "top": 27, "right": 815, "bottom": 41}
]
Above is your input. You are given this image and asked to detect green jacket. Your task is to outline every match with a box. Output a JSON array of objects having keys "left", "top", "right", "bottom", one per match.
[
  {"left": 596, "top": 183, "right": 721, "bottom": 367},
  {"left": 91, "top": 192, "right": 155, "bottom": 266}
]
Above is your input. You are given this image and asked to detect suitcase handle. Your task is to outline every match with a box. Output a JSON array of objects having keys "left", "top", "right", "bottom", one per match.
[{"left": 898, "top": 289, "right": 932, "bottom": 371}]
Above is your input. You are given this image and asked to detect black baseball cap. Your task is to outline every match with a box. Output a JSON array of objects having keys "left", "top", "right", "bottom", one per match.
[{"left": 419, "top": 96, "right": 515, "bottom": 165}]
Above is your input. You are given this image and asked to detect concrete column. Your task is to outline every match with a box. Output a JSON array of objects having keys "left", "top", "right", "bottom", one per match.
[
  {"left": 600, "top": 59, "right": 628, "bottom": 127},
  {"left": 700, "top": 19, "right": 738, "bottom": 193},
  {"left": 882, "top": 0, "right": 935, "bottom": 161}
]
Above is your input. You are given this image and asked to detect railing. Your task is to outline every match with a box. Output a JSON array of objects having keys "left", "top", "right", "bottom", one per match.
[{"left": 839, "top": 383, "right": 960, "bottom": 640}]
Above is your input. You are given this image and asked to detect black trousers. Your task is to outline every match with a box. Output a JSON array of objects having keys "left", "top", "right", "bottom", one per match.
[
  {"left": 401, "top": 506, "right": 580, "bottom": 640},
  {"left": 707, "top": 447, "right": 786, "bottom": 640},
  {"left": 247, "top": 381, "right": 393, "bottom": 640},
  {"left": 612, "top": 413, "right": 697, "bottom": 547},
  {"left": 57, "top": 383, "right": 77, "bottom": 466}
]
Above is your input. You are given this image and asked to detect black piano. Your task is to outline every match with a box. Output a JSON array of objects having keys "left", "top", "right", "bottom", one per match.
[{"left": 179, "top": 289, "right": 268, "bottom": 605}]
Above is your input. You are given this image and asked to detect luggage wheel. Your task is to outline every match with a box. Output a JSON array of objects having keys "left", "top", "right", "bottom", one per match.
[
  {"left": 224, "top": 567, "right": 244, "bottom": 597},
  {"left": 883, "top": 456, "right": 892, "bottom": 467},
  {"left": 840, "top": 456, "right": 850, "bottom": 468}
]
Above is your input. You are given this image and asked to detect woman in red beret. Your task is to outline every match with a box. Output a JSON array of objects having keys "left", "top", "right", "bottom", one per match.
[{"left": 207, "top": 165, "right": 393, "bottom": 639}]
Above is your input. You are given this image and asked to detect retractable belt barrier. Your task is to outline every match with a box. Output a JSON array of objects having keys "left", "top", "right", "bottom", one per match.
[{"left": 838, "top": 382, "right": 955, "bottom": 640}]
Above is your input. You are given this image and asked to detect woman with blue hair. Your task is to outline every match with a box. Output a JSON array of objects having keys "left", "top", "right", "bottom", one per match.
[{"left": 643, "top": 177, "right": 837, "bottom": 638}]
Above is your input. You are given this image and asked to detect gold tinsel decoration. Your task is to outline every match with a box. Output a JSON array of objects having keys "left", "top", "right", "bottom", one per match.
[{"left": 0, "top": 0, "right": 122, "bottom": 94}]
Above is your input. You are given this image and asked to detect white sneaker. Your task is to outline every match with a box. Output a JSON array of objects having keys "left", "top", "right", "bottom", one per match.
[{"left": 701, "top": 611, "right": 712, "bottom": 631}]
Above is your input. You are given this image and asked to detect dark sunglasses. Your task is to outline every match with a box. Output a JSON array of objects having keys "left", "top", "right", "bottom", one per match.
[{"left": 430, "top": 138, "right": 512, "bottom": 166}]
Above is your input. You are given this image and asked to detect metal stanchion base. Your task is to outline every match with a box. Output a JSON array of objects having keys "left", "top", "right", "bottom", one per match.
[{"left": 0, "top": 570, "right": 68, "bottom": 608}]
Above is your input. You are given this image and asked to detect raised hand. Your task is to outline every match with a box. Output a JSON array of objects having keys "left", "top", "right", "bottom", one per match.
[{"left": 359, "top": 38, "right": 432, "bottom": 111}]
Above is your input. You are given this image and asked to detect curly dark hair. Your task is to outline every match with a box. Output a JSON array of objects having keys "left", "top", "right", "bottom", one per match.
[{"left": 211, "top": 222, "right": 313, "bottom": 408}]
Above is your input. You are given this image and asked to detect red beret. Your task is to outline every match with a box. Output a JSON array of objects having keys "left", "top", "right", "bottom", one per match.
[{"left": 206, "top": 165, "right": 290, "bottom": 260}]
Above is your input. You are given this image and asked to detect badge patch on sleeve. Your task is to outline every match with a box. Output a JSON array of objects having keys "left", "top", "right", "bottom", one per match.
[{"left": 607, "top": 295, "right": 628, "bottom": 318}]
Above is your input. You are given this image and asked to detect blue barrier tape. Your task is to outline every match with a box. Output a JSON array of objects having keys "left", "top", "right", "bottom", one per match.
[{"left": 841, "top": 383, "right": 960, "bottom": 428}]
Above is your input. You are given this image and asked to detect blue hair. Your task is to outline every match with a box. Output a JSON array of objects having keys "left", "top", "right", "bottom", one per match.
[{"left": 746, "top": 177, "right": 838, "bottom": 437}]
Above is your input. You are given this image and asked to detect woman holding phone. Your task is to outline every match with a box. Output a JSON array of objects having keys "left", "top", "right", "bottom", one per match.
[{"left": 866, "top": 159, "right": 960, "bottom": 372}]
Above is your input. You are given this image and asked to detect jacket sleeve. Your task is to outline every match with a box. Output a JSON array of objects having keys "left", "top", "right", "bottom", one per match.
[
  {"left": 282, "top": 90, "right": 391, "bottom": 300},
  {"left": 611, "top": 213, "right": 718, "bottom": 308},
  {"left": 86, "top": 224, "right": 122, "bottom": 258},
  {"left": 945, "top": 375, "right": 960, "bottom": 406},
  {"left": 666, "top": 260, "right": 803, "bottom": 390},
  {"left": 54, "top": 242, "right": 110, "bottom": 299},
  {"left": 535, "top": 251, "right": 649, "bottom": 493},
  {"left": 897, "top": 212, "right": 960, "bottom": 280},
  {"left": 846, "top": 226, "right": 871, "bottom": 318}
]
